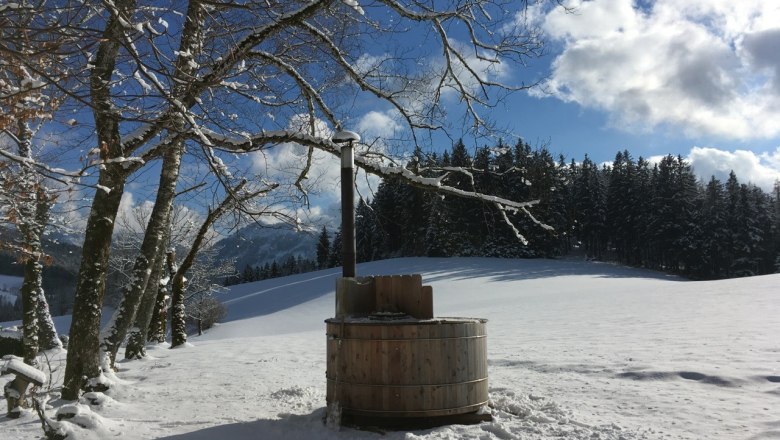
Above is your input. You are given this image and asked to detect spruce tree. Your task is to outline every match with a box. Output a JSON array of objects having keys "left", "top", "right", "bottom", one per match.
[
  {"left": 699, "top": 176, "right": 728, "bottom": 278},
  {"left": 316, "top": 226, "right": 330, "bottom": 269},
  {"left": 574, "top": 156, "right": 607, "bottom": 259},
  {"left": 329, "top": 229, "right": 343, "bottom": 268},
  {"left": 355, "top": 199, "right": 378, "bottom": 262}
]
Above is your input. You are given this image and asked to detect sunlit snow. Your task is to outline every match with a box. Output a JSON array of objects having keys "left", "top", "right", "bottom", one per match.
[{"left": 1, "top": 257, "right": 777, "bottom": 439}]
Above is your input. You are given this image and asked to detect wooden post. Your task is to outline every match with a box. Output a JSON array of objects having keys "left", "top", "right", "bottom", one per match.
[{"left": 3, "top": 359, "right": 45, "bottom": 418}]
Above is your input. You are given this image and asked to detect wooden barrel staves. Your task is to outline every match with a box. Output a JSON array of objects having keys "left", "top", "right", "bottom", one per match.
[{"left": 325, "top": 317, "right": 488, "bottom": 421}]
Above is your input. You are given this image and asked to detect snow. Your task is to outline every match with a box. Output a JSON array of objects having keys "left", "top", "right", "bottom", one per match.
[
  {"left": 342, "top": 0, "right": 364, "bottom": 15},
  {"left": 1, "top": 257, "right": 778, "bottom": 439},
  {"left": 0, "top": 275, "right": 22, "bottom": 305},
  {"left": 2, "top": 357, "right": 47, "bottom": 385}
]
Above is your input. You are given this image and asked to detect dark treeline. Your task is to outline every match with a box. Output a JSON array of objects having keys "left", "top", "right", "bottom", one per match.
[
  {"left": 0, "top": 253, "right": 77, "bottom": 320},
  {"left": 345, "top": 139, "right": 780, "bottom": 280},
  {"left": 224, "top": 254, "right": 318, "bottom": 285}
]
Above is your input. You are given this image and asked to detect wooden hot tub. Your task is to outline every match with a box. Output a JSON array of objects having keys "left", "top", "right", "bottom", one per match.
[{"left": 325, "top": 316, "right": 488, "bottom": 419}]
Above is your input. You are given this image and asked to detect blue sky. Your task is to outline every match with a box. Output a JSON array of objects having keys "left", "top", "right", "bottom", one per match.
[
  {"left": 45, "top": 0, "right": 780, "bottom": 233},
  {"left": 328, "top": 0, "right": 780, "bottom": 200},
  {"left": 490, "top": 0, "right": 780, "bottom": 191}
]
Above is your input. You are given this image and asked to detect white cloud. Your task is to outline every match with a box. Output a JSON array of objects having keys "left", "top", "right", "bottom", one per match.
[
  {"left": 688, "top": 146, "right": 780, "bottom": 191},
  {"left": 535, "top": 0, "right": 780, "bottom": 140},
  {"left": 248, "top": 113, "right": 384, "bottom": 221},
  {"left": 356, "top": 110, "right": 401, "bottom": 141},
  {"left": 113, "top": 191, "right": 149, "bottom": 236}
]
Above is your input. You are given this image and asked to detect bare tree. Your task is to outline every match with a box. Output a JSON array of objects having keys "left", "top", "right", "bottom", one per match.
[
  {"left": 0, "top": 6, "right": 65, "bottom": 364},
  {"left": 3, "top": 0, "right": 552, "bottom": 398},
  {"left": 169, "top": 179, "right": 276, "bottom": 347}
]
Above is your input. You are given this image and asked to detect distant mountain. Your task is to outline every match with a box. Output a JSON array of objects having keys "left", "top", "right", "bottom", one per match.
[
  {"left": 0, "top": 275, "right": 22, "bottom": 306},
  {"left": 214, "top": 223, "right": 319, "bottom": 270},
  {"left": 0, "top": 229, "right": 82, "bottom": 316}
]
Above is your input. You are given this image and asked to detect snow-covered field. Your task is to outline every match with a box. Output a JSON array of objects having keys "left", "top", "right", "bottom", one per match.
[
  {"left": 1, "top": 257, "right": 778, "bottom": 439},
  {"left": 0, "top": 274, "right": 22, "bottom": 305}
]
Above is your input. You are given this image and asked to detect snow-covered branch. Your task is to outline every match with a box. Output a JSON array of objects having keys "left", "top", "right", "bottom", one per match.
[{"left": 196, "top": 129, "right": 544, "bottom": 216}]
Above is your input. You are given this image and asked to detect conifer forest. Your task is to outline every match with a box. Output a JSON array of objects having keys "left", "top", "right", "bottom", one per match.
[{"left": 342, "top": 140, "right": 780, "bottom": 281}]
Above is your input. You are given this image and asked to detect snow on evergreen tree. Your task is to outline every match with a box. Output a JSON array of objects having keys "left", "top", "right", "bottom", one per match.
[
  {"left": 574, "top": 156, "right": 607, "bottom": 259},
  {"left": 699, "top": 176, "right": 729, "bottom": 278},
  {"left": 606, "top": 151, "right": 637, "bottom": 263},
  {"left": 772, "top": 181, "right": 780, "bottom": 272},
  {"left": 730, "top": 184, "right": 767, "bottom": 276}
]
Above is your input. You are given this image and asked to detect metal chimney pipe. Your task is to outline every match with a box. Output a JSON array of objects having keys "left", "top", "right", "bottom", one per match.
[{"left": 332, "top": 130, "right": 360, "bottom": 278}]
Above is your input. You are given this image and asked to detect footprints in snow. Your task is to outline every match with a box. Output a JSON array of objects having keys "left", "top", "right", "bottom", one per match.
[
  {"left": 492, "top": 358, "right": 779, "bottom": 387},
  {"left": 617, "top": 371, "right": 780, "bottom": 387},
  {"left": 616, "top": 370, "right": 734, "bottom": 386}
]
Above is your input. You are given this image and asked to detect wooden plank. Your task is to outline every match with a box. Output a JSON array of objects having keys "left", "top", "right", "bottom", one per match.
[
  {"left": 335, "top": 277, "right": 375, "bottom": 317},
  {"left": 420, "top": 285, "right": 434, "bottom": 319},
  {"left": 396, "top": 275, "right": 420, "bottom": 317},
  {"left": 374, "top": 276, "right": 395, "bottom": 313}
]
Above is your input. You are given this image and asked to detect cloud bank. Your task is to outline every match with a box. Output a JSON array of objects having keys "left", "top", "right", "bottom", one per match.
[
  {"left": 535, "top": 0, "right": 780, "bottom": 140},
  {"left": 687, "top": 146, "right": 780, "bottom": 191}
]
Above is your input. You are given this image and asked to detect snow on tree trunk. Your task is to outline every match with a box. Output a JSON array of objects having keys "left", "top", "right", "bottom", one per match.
[
  {"left": 35, "top": 285, "right": 61, "bottom": 350},
  {"left": 148, "top": 251, "right": 175, "bottom": 344},
  {"left": 125, "top": 237, "right": 169, "bottom": 359},
  {"left": 147, "top": 281, "right": 169, "bottom": 344},
  {"left": 62, "top": 0, "right": 138, "bottom": 400},
  {"left": 31, "top": 183, "right": 61, "bottom": 351},
  {"left": 100, "top": 143, "right": 182, "bottom": 366},
  {"left": 9, "top": 118, "right": 61, "bottom": 360},
  {"left": 20, "top": 259, "right": 40, "bottom": 366},
  {"left": 62, "top": 170, "right": 125, "bottom": 399},
  {"left": 169, "top": 274, "right": 187, "bottom": 348}
]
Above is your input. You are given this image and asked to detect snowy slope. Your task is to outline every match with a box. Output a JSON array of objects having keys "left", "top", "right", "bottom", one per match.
[
  {"left": 214, "top": 222, "right": 318, "bottom": 269},
  {"left": 0, "top": 274, "right": 22, "bottom": 305},
  {"left": 1, "top": 257, "right": 778, "bottom": 440}
]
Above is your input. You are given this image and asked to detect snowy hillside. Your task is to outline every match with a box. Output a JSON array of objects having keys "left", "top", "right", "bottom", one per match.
[
  {"left": 214, "top": 222, "right": 318, "bottom": 269},
  {"left": 1, "top": 257, "right": 778, "bottom": 440},
  {"left": 0, "top": 274, "right": 22, "bottom": 305}
]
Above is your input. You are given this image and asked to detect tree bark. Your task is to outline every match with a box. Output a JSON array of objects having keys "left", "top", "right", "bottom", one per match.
[
  {"left": 148, "top": 251, "right": 175, "bottom": 343},
  {"left": 33, "top": 186, "right": 61, "bottom": 351},
  {"left": 169, "top": 274, "right": 187, "bottom": 348},
  {"left": 13, "top": 119, "right": 60, "bottom": 361},
  {"left": 100, "top": 142, "right": 182, "bottom": 366},
  {"left": 124, "top": 241, "right": 167, "bottom": 359},
  {"left": 96, "top": 0, "right": 202, "bottom": 363},
  {"left": 62, "top": 0, "right": 138, "bottom": 399},
  {"left": 62, "top": 169, "right": 125, "bottom": 399},
  {"left": 35, "top": 286, "right": 61, "bottom": 351},
  {"left": 20, "top": 259, "right": 40, "bottom": 366}
]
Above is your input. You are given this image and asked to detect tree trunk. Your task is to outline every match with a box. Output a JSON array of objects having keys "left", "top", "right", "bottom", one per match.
[
  {"left": 169, "top": 273, "right": 187, "bottom": 348},
  {"left": 20, "top": 259, "right": 40, "bottom": 366},
  {"left": 61, "top": 0, "right": 138, "bottom": 400},
  {"left": 35, "top": 287, "right": 61, "bottom": 351},
  {"left": 148, "top": 251, "right": 175, "bottom": 343},
  {"left": 100, "top": 143, "right": 182, "bottom": 366},
  {"left": 147, "top": 282, "right": 169, "bottom": 343},
  {"left": 33, "top": 186, "right": 61, "bottom": 351},
  {"left": 62, "top": 170, "right": 125, "bottom": 399},
  {"left": 14, "top": 120, "right": 42, "bottom": 364},
  {"left": 125, "top": 238, "right": 169, "bottom": 359}
]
